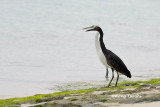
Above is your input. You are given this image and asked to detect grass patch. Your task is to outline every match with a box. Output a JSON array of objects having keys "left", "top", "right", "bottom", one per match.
[
  {"left": 0, "top": 89, "right": 93, "bottom": 106},
  {"left": 118, "top": 78, "right": 160, "bottom": 86},
  {"left": 117, "top": 80, "right": 143, "bottom": 86},
  {"left": 143, "top": 78, "right": 160, "bottom": 85}
]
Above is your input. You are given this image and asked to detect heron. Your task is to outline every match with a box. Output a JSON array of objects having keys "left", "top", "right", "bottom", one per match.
[
  {"left": 95, "top": 32, "right": 110, "bottom": 78},
  {"left": 83, "top": 25, "right": 131, "bottom": 87}
]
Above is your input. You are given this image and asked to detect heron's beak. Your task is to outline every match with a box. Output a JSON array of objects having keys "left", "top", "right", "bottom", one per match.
[{"left": 83, "top": 26, "right": 94, "bottom": 32}]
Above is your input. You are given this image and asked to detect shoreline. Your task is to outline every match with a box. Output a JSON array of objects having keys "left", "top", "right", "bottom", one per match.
[{"left": 1, "top": 78, "right": 160, "bottom": 106}]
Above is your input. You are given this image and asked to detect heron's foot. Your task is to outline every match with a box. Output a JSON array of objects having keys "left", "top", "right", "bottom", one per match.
[
  {"left": 107, "top": 85, "right": 114, "bottom": 88},
  {"left": 115, "top": 83, "right": 118, "bottom": 87},
  {"left": 103, "top": 85, "right": 110, "bottom": 88},
  {"left": 103, "top": 86, "right": 109, "bottom": 88},
  {"left": 103, "top": 85, "right": 107, "bottom": 88},
  {"left": 107, "top": 84, "right": 111, "bottom": 87}
]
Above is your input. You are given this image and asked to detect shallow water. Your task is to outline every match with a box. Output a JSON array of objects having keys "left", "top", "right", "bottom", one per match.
[{"left": 0, "top": 0, "right": 160, "bottom": 98}]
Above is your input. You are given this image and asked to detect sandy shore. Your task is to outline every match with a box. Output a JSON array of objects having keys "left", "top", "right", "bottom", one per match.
[
  {"left": 89, "top": 101, "right": 160, "bottom": 107},
  {"left": 22, "top": 81, "right": 160, "bottom": 107},
  {"left": 1, "top": 78, "right": 160, "bottom": 107},
  {"left": 118, "top": 101, "right": 160, "bottom": 107}
]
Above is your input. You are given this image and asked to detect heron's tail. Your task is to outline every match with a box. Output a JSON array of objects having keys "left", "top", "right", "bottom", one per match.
[{"left": 126, "top": 70, "right": 131, "bottom": 78}]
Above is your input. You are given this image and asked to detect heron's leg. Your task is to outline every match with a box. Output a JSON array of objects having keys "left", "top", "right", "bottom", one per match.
[
  {"left": 115, "top": 72, "right": 119, "bottom": 87},
  {"left": 105, "top": 68, "right": 109, "bottom": 78},
  {"left": 107, "top": 68, "right": 114, "bottom": 87}
]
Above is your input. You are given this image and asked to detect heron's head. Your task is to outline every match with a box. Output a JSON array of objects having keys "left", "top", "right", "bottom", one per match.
[{"left": 83, "top": 25, "right": 101, "bottom": 32}]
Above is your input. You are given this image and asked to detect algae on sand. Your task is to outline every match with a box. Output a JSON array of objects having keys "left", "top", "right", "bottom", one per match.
[{"left": 1, "top": 78, "right": 160, "bottom": 107}]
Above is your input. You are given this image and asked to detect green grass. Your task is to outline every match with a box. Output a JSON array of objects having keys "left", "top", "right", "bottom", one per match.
[
  {"left": 118, "top": 78, "right": 160, "bottom": 86},
  {"left": 143, "top": 78, "right": 160, "bottom": 85},
  {"left": 0, "top": 89, "right": 93, "bottom": 106},
  {"left": 0, "top": 78, "right": 160, "bottom": 106}
]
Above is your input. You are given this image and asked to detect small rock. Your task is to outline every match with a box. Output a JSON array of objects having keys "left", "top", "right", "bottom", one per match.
[
  {"left": 92, "top": 91, "right": 106, "bottom": 95},
  {"left": 122, "top": 84, "right": 130, "bottom": 86},
  {"left": 70, "top": 98, "right": 78, "bottom": 101},
  {"left": 141, "top": 84, "right": 151, "bottom": 87},
  {"left": 131, "top": 83, "right": 138, "bottom": 86},
  {"left": 150, "top": 86, "right": 156, "bottom": 89},
  {"left": 64, "top": 97, "right": 72, "bottom": 99},
  {"left": 98, "top": 99, "right": 107, "bottom": 102},
  {"left": 71, "top": 94, "right": 80, "bottom": 96}
]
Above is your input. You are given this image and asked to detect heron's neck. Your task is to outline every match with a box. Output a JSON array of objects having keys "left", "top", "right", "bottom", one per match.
[
  {"left": 95, "top": 32, "right": 100, "bottom": 50},
  {"left": 98, "top": 29, "right": 108, "bottom": 54}
]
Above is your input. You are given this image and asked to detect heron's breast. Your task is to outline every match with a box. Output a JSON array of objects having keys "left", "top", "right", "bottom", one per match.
[{"left": 97, "top": 51, "right": 110, "bottom": 68}]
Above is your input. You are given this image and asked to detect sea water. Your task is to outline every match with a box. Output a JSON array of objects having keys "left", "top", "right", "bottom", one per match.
[{"left": 0, "top": 0, "right": 160, "bottom": 98}]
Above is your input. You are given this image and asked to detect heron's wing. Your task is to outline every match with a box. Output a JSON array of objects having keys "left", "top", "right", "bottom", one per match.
[{"left": 107, "top": 51, "right": 129, "bottom": 76}]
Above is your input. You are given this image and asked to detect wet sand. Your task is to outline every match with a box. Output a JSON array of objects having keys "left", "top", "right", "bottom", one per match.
[{"left": 20, "top": 80, "right": 160, "bottom": 107}]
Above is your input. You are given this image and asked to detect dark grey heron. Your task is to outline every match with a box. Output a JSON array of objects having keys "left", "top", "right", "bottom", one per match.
[{"left": 83, "top": 25, "right": 131, "bottom": 87}]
